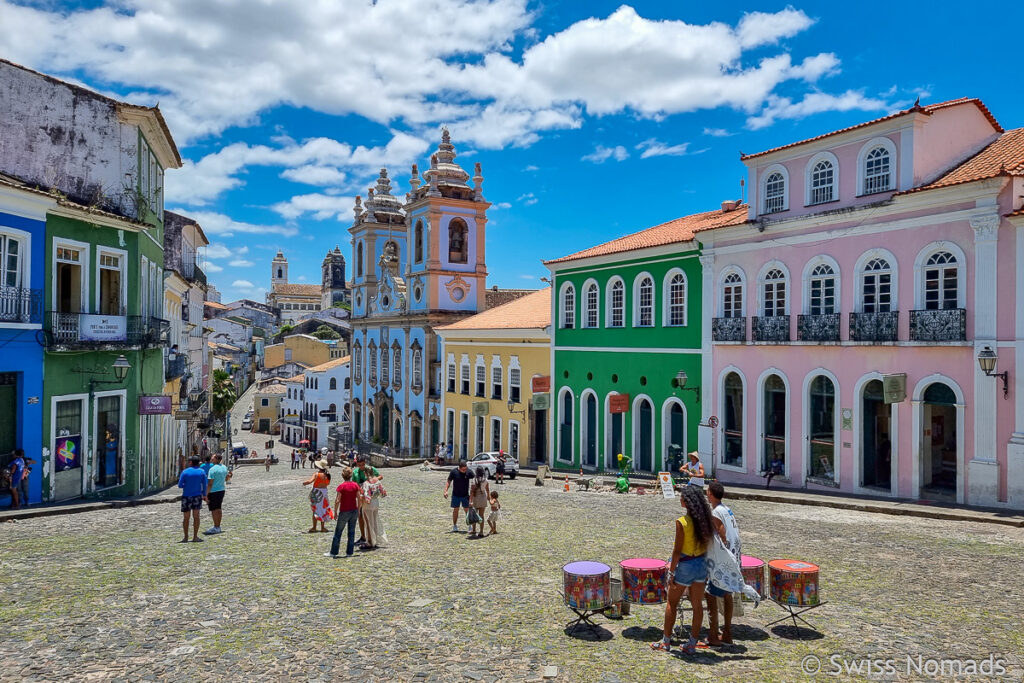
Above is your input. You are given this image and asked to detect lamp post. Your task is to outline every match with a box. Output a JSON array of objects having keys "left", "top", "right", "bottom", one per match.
[
  {"left": 506, "top": 398, "right": 527, "bottom": 419},
  {"left": 674, "top": 370, "right": 701, "bottom": 403},
  {"left": 977, "top": 346, "right": 1009, "bottom": 400}
]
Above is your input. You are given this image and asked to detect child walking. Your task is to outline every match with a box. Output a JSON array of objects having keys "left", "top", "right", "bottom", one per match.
[{"left": 486, "top": 490, "right": 501, "bottom": 535}]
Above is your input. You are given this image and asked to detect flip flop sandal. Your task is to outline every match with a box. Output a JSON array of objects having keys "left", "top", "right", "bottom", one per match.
[{"left": 649, "top": 641, "right": 671, "bottom": 652}]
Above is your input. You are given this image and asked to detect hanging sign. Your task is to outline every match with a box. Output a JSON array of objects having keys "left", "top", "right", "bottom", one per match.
[
  {"left": 883, "top": 374, "right": 907, "bottom": 404},
  {"left": 531, "top": 393, "right": 550, "bottom": 410},
  {"left": 531, "top": 376, "right": 551, "bottom": 393},
  {"left": 658, "top": 471, "right": 676, "bottom": 499},
  {"left": 472, "top": 401, "right": 489, "bottom": 417},
  {"left": 80, "top": 314, "right": 127, "bottom": 341},
  {"left": 609, "top": 394, "right": 630, "bottom": 414},
  {"left": 139, "top": 395, "right": 172, "bottom": 415}
]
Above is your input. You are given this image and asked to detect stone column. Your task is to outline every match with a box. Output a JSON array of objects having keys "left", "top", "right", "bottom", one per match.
[
  {"left": 698, "top": 254, "right": 715, "bottom": 466},
  {"left": 969, "top": 212, "right": 1000, "bottom": 505},
  {"left": 1009, "top": 219, "right": 1024, "bottom": 507}
]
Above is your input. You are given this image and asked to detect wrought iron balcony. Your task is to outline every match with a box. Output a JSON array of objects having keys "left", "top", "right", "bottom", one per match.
[
  {"left": 165, "top": 355, "right": 187, "bottom": 381},
  {"left": 0, "top": 286, "right": 43, "bottom": 324},
  {"left": 797, "top": 313, "right": 841, "bottom": 342},
  {"left": 910, "top": 308, "right": 966, "bottom": 342},
  {"left": 752, "top": 315, "right": 790, "bottom": 342},
  {"left": 850, "top": 311, "right": 899, "bottom": 342},
  {"left": 44, "top": 312, "right": 171, "bottom": 350},
  {"left": 712, "top": 317, "right": 747, "bottom": 342}
]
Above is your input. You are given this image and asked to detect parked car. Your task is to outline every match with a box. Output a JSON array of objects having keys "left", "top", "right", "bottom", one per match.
[
  {"left": 468, "top": 451, "right": 519, "bottom": 479},
  {"left": 241, "top": 416, "right": 253, "bottom": 430}
]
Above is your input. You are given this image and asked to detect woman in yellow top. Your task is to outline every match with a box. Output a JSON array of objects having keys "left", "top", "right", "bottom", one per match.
[{"left": 651, "top": 485, "right": 715, "bottom": 654}]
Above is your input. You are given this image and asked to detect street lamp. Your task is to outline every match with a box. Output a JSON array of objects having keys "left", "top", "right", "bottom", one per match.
[
  {"left": 674, "top": 370, "right": 700, "bottom": 403},
  {"left": 977, "top": 346, "right": 1009, "bottom": 399},
  {"left": 506, "top": 398, "right": 527, "bottom": 418},
  {"left": 76, "top": 354, "right": 132, "bottom": 393},
  {"left": 111, "top": 355, "right": 131, "bottom": 382}
]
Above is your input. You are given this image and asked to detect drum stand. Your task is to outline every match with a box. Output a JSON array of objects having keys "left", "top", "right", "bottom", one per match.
[
  {"left": 765, "top": 599, "right": 828, "bottom": 638},
  {"left": 558, "top": 592, "right": 605, "bottom": 635}
]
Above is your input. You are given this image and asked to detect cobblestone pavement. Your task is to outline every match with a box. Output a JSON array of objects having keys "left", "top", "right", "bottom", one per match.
[{"left": 3, "top": 435, "right": 1024, "bottom": 681}]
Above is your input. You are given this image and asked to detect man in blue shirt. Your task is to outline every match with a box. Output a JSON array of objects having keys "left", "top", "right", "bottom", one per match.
[
  {"left": 177, "top": 455, "right": 207, "bottom": 543},
  {"left": 203, "top": 453, "right": 232, "bottom": 536},
  {"left": 6, "top": 449, "right": 25, "bottom": 510}
]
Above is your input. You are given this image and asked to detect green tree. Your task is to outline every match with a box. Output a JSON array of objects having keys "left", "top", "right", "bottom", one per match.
[
  {"left": 311, "top": 324, "right": 341, "bottom": 340},
  {"left": 211, "top": 369, "right": 237, "bottom": 422}
]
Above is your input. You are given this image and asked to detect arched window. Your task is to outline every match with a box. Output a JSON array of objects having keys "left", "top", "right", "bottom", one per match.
[
  {"left": 664, "top": 270, "right": 686, "bottom": 326},
  {"left": 722, "top": 372, "right": 743, "bottom": 466},
  {"left": 356, "top": 242, "right": 364, "bottom": 277},
  {"left": 277, "top": 267, "right": 283, "bottom": 279},
  {"left": 448, "top": 217, "right": 468, "bottom": 264},
  {"left": 414, "top": 220, "right": 424, "bottom": 263},
  {"left": 491, "top": 359, "right": 503, "bottom": 400},
  {"left": 811, "top": 158, "right": 835, "bottom": 205},
  {"left": 560, "top": 283, "right": 576, "bottom": 329},
  {"left": 329, "top": 377, "right": 337, "bottom": 391},
  {"left": 412, "top": 349, "right": 422, "bottom": 388},
  {"left": 583, "top": 281, "right": 599, "bottom": 328},
  {"left": 863, "top": 147, "right": 891, "bottom": 194},
  {"left": 924, "top": 251, "right": 958, "bottom": 310},
  {"left": 764, "top": 171, "right": 786, "bottom": 214},
  {"left": 380, "top": 347, "right": 389, "bottom": 386},
  {"left": 861, "top": 258, "right": 892, "bottom": 313},
  {"left": 353, "top": 343, "right": 362, "bottom": 383},
  {"left": 763, "top": 374, "right": 786, "bottom": 471},
  {"left": 723, "top": 272, "right": 743, "bottom": 318},
  {"left": 607, "top": 278, "right": 624, "bottom": 328},
  {"left": 807, "top": 263, "right": 836, "bottom": 315},
  {"left": 762, "top": 269, "right": 786, "bottom": 316},
  {"left": 634, "top": 274, "right": 654, "bottom": 327},
  {"left": 392, "top": 346, "right": 401, "bottom": 387},
  {"left": 808, "top": 375, "right": 836, "bottom": 480},
  {"left": 328, "top": 403, "right": 337, "bottom": 419}
]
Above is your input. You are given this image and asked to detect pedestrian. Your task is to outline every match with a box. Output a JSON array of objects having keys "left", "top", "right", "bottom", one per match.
[
  {"left": 290, "top": 449, "right": 297, "bottom": 470},
  {"left": 200, "top": 452, "right": 213, "bottom": 478},
  {"left": 680, "top": 450, "right": 705, "bottom": 487},
  {"left": 360, "top": 474, "right": 388, "bottom": 550},
  {"left": 325, "top": 467, "right": 361, "bottom": 558},
  {"left": 352, "top": 456, "right": 381, "bottom": 547},
  {"left": 264, "top": 451, "right": 271, "bottom": 472},
  {"left": 650, "top": 485, "right": 714, "bottom": 654},
  {"left": 302, "top": 459, "right": 334, "bottom": 532},
  {"left": 445, "top": 442, "right": 453, "bottom": 463},
  {"left": 469, "top": 467, "right": 490, "bottom": 538},
  {"left": 177, "top": 455, "right": 207, "bottom": 543},
  {"left": 203, "top": 453, "right": 232, "bottom": 535},
  {"left": 486, "top": 490, "right": 501, "bottom": 535},
  {"left": 705, "top": 481, "right": 741, "bottom": 646},
  {"left": 6, "top": 449, "right": 26, "bottom": 510},
  {"left": 495, "top": 450, "right": 506, "bottom": 485},
  {"left": 443, "top": 460, "right": 472, "bottom": 532},
  {"left": 763, "top": 455, "right": 784, "bottom": 488},
  {"left": 19, "top": 451, "right": 36, "bottom": 506},
  {"left": 232, "top": 448, "right": 239, "bottom": 467}
]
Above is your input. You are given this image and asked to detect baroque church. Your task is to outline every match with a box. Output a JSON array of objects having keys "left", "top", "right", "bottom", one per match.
[
  {"left": 349, "top": 129, "right": 518, "bottom": 455},
  {"left": 265, "top": 247, "right": 348, "bottom": 324}
]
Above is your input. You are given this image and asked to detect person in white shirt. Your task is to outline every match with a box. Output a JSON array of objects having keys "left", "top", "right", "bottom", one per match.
[{"left": 705, "top": 481, "right": 741, "bottom": 645}]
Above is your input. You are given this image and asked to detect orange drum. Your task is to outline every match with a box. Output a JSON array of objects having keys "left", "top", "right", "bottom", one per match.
[
  {"left": 768, "top": 559, "right": 820, "bottom": 606},
  {"left": 741, "top": 555, "right": 765, "bottom": 601},
  {"left": 620, "top": 558, "right": 669, "bottom": 604},
  {"left": 563, "top": 561, "right": 611, "bottom": 610}
]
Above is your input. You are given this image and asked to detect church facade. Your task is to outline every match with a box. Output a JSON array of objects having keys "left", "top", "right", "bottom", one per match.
[
  {"left": 349, "top": 130, "right": 489, "bottom": 456},
  {"left": 265, "top": 247, "right": 348, "bottom": 324}
]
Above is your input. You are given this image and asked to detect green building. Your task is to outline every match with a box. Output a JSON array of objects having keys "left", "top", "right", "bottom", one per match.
[{"left": 544, "top": 204, "right": 747, "bottom": 473}]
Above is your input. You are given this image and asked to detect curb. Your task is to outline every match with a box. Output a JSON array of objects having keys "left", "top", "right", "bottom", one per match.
[{"left": 1, "top": 492, "right": 180, "bottom": 523}]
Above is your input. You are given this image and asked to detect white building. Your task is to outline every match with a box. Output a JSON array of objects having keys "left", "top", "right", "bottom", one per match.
[{"left": 279, "top": 356, "right": 350, "bottom": 450}]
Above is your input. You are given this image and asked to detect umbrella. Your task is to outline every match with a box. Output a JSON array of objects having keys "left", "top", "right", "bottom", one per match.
[{"left": 299, "top": 439, "right": 311, "bottom": 445}]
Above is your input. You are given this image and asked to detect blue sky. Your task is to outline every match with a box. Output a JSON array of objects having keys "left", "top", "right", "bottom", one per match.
[{"left": 1, "top": 1, "right": 1019, "bottom": 302}]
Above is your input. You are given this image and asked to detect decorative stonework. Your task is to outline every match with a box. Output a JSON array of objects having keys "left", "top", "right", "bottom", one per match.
[
  {"left": 445, "top": 275, "right": 470, "bottom": 303},
  {"left": 970, "top": 213, "right": 1000, "bottom": 242}
]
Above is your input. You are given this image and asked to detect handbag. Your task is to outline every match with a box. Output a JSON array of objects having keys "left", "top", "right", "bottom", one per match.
[{"left": 467, "top": 508, "right": 481, "bottom": 525}]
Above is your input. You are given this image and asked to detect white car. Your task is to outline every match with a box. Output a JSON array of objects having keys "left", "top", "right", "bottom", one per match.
[
  {"left": 467, "top": 451, "right": 519, "bottom": 479},
  {"left": 241, "top": 416, "right": 253, "bottom": 430}
]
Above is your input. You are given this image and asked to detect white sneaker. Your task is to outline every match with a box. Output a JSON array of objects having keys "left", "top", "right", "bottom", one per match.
[
  {"left": 202, "top": 527, "right": 217, "bottom": 535},
  {"left": 451, "top": 524, "right": 458, "bottom": 533},
  {"left": 323, "top": 552, "right": 337, "bottom": 558},
  {"left": 212, "top": 527, "right": 222, "bottom": 534}
]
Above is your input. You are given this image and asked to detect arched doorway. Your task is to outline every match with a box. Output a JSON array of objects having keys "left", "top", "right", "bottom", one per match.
[
  {"left": 861, "top": 380, "right": 891, "bottom": 489},
  {"left": 762, "top": 375, "right": 786, "bottom": 473},
  {"left": 558, "top": 389, "right": 573, "bottom": 463},
  {"left": 394, "top": 417, "right": 402, "bottom": 450},
  {"left": 664, "top": 400, "right": 685, "bottom": 471},
  {"left": 583, "top": 393, "right": 597, "bottom": 468},
  {"left": 381, "top": 403, "right": 391, "bottom": 444},
  {"left": 921, "top": 382, "right": 957, "bottom": 499},
  {"left": 635, "top": 398, "right": 653, "bottom": 472},
  {"left": 606, "top": 394, "right": 623, "bottom": 470}
]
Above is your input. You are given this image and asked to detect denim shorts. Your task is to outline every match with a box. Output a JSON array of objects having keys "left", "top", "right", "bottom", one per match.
[
  {"left": 706, "top": 582, "right": 728, "bottom": 598},
  {"left": 450, "top": 495, "right": 470, "bottom": 509},
  {"left": 672, "top": 556, "right": 707, "bottom": 587}
]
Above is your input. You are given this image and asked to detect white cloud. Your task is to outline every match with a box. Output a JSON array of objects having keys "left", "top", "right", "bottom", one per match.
[
  {"left": 703, "top": 127, "right": 731, "bottom": 137},
  {"left": 271, "top": 193, "right": 353, "bottom": 221},
  {"left": 746, "top": 90, "right": 889, "bottom": 130},
  {"left": 635, "top": 139, "right": 691, "bottom": 159},
  {"left": 492, "top": 201, "right": 512, "bottom": 210},
  {"left": 205, "top": 262, "right": 224, "bottom": 273},
  {"left": 169, "top": 209, "right": 298, "bottom": 238},
  {"left": 297, "top": 275, "right": 307, "bottom": 282},
  {"left": 2, "top": 2, "right": 863, "bottom": 155},
  {"left": 280, "top": 165, "right": 348, "bottom": 187},
  {"left": 231, "top": 280, "right": 255, "bottom": 288},
  {"left": 517, "top": 192, "right": 538, "bottom": 206},
  {"left": 582, "top": 145, "right": 629, "bottom": 163},
  {"left": 205, "top": 243, "right": 248, "bottom": 259},
  {"left": 229, "top": 259, "right": 254, "bottom": 267},
  {"left": 523, "top": 165, "right": 539, "bottom": 171}
]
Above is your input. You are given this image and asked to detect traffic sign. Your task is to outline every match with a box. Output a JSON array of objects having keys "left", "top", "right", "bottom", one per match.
[{"left": 319, "top": 410, "right": 336, "bottom": 418}]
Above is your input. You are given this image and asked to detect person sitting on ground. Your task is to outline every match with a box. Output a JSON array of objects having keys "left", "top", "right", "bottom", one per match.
[{"left": 763, "top": 455, "right": 784, "bottom": 488}]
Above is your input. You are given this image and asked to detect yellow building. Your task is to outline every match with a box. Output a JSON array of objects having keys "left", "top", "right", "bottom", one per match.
[
  {"left": 253, "top": 381, "right": 286, "bottom": 434},
  {"left": 264, "top": 333, "right": 338, "bottom": 371},
  {"left": 161, "top": 270, "right": 189, "bottom": 484},
  {"left": 436, "top": 288, "right": 550, "bottom": 465}
]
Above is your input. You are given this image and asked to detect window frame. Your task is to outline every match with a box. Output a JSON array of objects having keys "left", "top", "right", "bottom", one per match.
[
  {"left": 582, "top": 279, "right": 599, "bottom": 329},
  {"left": 95, "top": 246, "right": 128, "bottom": 316},
  {"left": 854, "top": 249, "right": 899, "bottom": 314},
  {"left": 606, "top": 276, "right": 625, "bottom": 328},
  {"left": 559, "top": 281, "right": 576, "bottom": 329},
  {"left": 759, "top": 163, "right": 789, "bottom": 215},
  {"left": 914, "top": 242, "right": 966, "bottom": 310},
  {"left": 857, "top": 137, "right": 898, "bottom": 196},
  {"left": 758, "top": 262, "right": 790, "bottom": 317},
  {"left": 663, "top": 268, "right": 687, "bottom": 327},
  {"left": 802, "top": 256, "right": 840, "bottom": 316},
  {"left": 805, "top": 152, "right": 839, "bottom": 206},
  {"left": 632, "top": 272, "right": 654, "bottom": 327},
  {"left": 720, "top": 268, "right": 746, "bottom": 319}
]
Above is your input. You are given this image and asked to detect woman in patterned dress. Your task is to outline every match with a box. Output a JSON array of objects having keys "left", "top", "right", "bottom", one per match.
[{"left": 302, "top": 460, "right": 334, "bottom": 532}]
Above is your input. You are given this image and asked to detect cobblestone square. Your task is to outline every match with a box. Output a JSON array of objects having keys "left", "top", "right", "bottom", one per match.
[{"left": 4, "top": 460, "right": 1024, "bottom": 682}]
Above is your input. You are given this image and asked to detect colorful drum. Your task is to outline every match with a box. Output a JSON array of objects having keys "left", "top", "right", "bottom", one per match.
[
  {"left": 620, "top": 558, "right": 669, "bottom": 605},
  {"left": 563, "top": 561, "right": 611, "bottom": 611},
  {"left": 741, "top": 555, "right": 766, "bottom": 601},
  {"left": 769, "top": 559, "right": 820, "bottom": 606}
]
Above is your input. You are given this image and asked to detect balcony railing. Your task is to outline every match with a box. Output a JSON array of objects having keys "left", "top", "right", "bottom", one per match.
[
  {"left": 712, "top": 317, "right": 746, "bottom": 342},
  {"left": 850, "top": 310, "right": 899, "bottom": 342},
  {"left": 797, "top": 313, "right": 841, "bottom": 342},
  {"left": 910, "top": 308, "right": 966, "bottom": 342},
  {"left": 752, "top": 315, "right": 790, "bottom": 342},
  {"left": 165, "top": 355, "right": 187, "bottom": 381},
  {"left": 44, "top": 312, "right": 170, "bottom": 349},
  {"left": 0, "top": 286, "right": 43, "bottom": 324}
]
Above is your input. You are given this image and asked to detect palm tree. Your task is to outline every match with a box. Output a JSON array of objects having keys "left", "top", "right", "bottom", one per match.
[{"left": 211, "top": 369, "right": 237, "bottom": 423}]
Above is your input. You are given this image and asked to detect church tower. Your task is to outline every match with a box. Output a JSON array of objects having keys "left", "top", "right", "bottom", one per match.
[
  {"left": 271, "top": 250, "right": 288, "bottom": 286},
  {"left": 321, "top": 245, "right": 348, "bottom": 308}
]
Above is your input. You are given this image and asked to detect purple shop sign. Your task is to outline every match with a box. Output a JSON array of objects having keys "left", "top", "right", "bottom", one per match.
[{"left": 139, "top": 395, "right": 172, "bottom": 415}]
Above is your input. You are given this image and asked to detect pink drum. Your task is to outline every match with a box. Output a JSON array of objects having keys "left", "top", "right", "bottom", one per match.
[
  {"left": 620, "top": 558, "right": 668, "bottom": 605},
  {"left": 741, "top": 555, "right": 765, "bottom": 601}
]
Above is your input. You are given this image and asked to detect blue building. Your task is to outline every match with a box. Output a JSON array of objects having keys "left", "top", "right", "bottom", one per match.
[
  {"left": 348, "top": 130, "right": 491, "bottom": 455},
  {"left": 0, "top": 181, "right": 49, "bottom": 506}
]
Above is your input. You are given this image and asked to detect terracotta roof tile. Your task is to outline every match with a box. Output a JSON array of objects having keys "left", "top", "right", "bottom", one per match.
[
  {"left": 285, "top": 374, "right": 306, "bottom": 383},
  {"left": 485, "top": 288, "right": 535, "bottom": 309},
  {"left": 307, "top": 356, "right": 352, "bottom": 372},
  {"left": 272, "top": 284, "right": 321, "bottom": 296},
  {"left": 545, "top": 203, "right": 748, "bottom": 265},
  {"left": 257, "top": 384, "right": 287, "bottom": 395},
  {"left": 437, "top": 288, "right": 550, "bottom": 331},
  {"left": 894, "top": 127, "right": 1024, "bottom": 196},
  {"left": 205, "top": 301, "right": 229, "bottom": 310},
  {"left": 741, "top": 98, "right": 1002, "bottom": 161}
]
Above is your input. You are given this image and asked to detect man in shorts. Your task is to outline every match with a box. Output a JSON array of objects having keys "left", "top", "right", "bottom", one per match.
[
  {"left": 204, "top": 453, "right": 232, "bottom": 535},
  {"left": 177, "top": 455, "right": 207, "bottom": 543},
  {"left": 442, "top": 460, "right": 472, "bottom": 532}
]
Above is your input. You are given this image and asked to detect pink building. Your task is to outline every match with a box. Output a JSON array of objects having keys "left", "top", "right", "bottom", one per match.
[{"left": 699, "top": 98, "right": 1024, "bottom": 509}]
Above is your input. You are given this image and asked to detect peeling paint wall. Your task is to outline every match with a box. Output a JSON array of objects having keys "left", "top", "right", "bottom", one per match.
[{"left": 0, "top": 62, "right": 140, "bottom": 219}]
